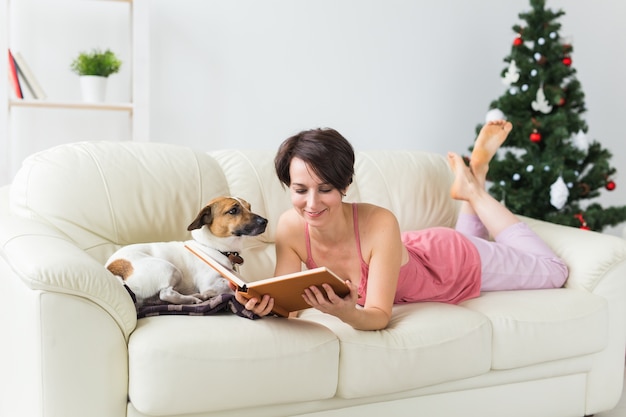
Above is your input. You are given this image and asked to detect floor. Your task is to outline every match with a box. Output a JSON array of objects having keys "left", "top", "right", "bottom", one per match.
[{"left": 596, "top": 367, "right": 626, "bottom": 416}]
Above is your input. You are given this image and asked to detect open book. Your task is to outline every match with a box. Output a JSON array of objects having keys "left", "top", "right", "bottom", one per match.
[{"left": 185, "top": 241, "right": 350, "bottom": 317}]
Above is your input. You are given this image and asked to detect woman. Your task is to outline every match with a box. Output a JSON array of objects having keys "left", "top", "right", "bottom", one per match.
[{"left": 234, "top": 121, "right": 568, "bottom": 330}]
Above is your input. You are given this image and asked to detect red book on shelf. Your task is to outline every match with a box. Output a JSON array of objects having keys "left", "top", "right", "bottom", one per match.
[{"left": 8, "top": 49, "right": 23, "bottom": 99}]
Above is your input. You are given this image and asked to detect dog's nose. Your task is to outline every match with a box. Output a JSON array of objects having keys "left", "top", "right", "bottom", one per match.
[{"left": 256, "top": 216, "right": 268, "bottom": 226}]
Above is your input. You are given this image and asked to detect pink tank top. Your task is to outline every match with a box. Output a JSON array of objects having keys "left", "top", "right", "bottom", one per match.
[{"left": 305, "top": 204, "right": 481, "bottom": 305}]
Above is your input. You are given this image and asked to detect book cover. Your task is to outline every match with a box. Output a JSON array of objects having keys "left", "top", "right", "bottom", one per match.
[
  {"left": 13, "top": 51, "right": 47, "bottom": 99},
  {"left": 7, "top": 49, "right": 23, "bottom": 99},
  {"left": 185, "top": 241, "right": 350, "bottom": 317}
]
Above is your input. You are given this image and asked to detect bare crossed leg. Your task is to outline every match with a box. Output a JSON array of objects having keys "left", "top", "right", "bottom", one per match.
[
  {"left": 448, "top": 120, "right": 518, "bottom": 239},
  {"left": 448, "top": 120, "right": 568, "bottom": 290}
]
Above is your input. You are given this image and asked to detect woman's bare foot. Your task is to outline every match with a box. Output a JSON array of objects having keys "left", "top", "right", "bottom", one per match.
[
  {"left": 448, "top": 152, "right": 479, "bottom": 201},
  {"left": 448, "top": 152, "right": 521, "bottom": 237},
  {"left": 470, "top": 120, "right": 512, "bottom": 180}
]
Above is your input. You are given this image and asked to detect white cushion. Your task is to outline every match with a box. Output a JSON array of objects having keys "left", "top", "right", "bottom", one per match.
[
  {"left": 350, "top": 151, "right": 460, "bottom": 231},
  {"left": 299, "top": 302, "right": 492, "bottom": 399},
  {"left": 462, "top": 289, "right": 608, "bottom": 369},
  {"left": 10, "top": 141, "right": 230, "bottom": 261},
  {"left": 128, "top": 315, "right": 339, "bottom": 415}
]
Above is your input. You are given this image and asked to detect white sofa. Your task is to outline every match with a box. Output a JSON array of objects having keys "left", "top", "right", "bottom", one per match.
[{"left": 1, "top": 141, "right": 626, "bottom": 417}]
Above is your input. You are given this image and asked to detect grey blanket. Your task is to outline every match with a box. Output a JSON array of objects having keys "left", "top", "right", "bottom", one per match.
[{"left": 123, "top": 285, "right": 259, "bottom": 320}]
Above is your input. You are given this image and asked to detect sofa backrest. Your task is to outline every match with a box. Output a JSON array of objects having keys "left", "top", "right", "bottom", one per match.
[{"left": 10, "top": 141, "right": 459, "bottom": 281}]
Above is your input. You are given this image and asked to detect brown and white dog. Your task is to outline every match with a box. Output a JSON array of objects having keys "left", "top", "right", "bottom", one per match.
[{"left": 105, "top": 196, "right": 268, "bottom": 306}]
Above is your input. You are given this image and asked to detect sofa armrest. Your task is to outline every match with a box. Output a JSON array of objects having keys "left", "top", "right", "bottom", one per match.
[
  {"left": 0, "top": 214, "right": 137, "bottom": 339},
  {"left": 522, "top": 216, "right": 626, "bottom": 292}
]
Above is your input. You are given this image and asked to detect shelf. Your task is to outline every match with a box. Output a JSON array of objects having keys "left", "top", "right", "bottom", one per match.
[
  {"left": 9, "top": 98, "right": 133, "bottom": 113},
  {"left": 1, "top": 0, "right": 150, "bottom": 185}
]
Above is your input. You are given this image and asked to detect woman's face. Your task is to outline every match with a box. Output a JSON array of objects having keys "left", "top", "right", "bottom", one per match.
[{"left": 288, "top": 157, "right": 344, "bottom": 224}]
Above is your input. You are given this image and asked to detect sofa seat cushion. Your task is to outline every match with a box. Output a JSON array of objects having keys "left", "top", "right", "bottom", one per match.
[
  {"left": 299, "top": 302, "right": 492, "bottom": 399},
  {"left": 462, "top": 288, "right": 608, "bottom": 370},
  {"left": 127, "top": 315, "right": 339, "bottom": 415}
]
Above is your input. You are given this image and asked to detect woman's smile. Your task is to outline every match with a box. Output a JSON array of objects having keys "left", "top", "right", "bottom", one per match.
[{"left": 305, "top": 208, "right": 327, "bottom": 218}]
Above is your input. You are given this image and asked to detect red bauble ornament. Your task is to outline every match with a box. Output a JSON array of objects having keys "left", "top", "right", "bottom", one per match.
[
  {"left": 562, "top": 56, "right": 572, "bottom": 66},
  {"left": 558, "top": 97, "right": 565, "bottom": 106},
  {"left": 513, "top": 36, "right": 523, "bottom": 46},
  {"left": 530, "top": 130, "right": 542, "bottom": 143},
  {"left": 606, "top": 180, "right": 616, "bottom": 191},
  {"left": 574, "top": 213, "right": 590, "bottom": 230}
]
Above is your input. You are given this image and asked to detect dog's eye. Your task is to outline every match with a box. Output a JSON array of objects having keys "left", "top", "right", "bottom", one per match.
[{"left": 227, "top": 207, "right": 240, "bottom": 215}]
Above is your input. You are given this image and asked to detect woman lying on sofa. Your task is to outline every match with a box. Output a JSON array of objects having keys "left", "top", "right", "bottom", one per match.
[{"left": 234, "top": 121, "right": 569, "bottom": 330}]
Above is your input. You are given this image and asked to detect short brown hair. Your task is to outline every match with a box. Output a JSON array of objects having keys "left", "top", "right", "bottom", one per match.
[{"left": 274, "top": 128, "right": 355, "bottom": 191}]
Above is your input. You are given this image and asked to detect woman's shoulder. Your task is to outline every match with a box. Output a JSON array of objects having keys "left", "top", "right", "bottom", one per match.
[
  {"left": 354, "top": 203, "right": 401, "bottom": 246},
  {"left": 355, "top": 202, "right": 398, "bottom": 223},
  {"left": 276, "top": 208, "right": 305, "bottom": 237},
  {"left": 278, "top": 207, "right": 301, "bottom": 224},
  {"left": 353, "top": 202, "right": 403, "bottom": 263}
]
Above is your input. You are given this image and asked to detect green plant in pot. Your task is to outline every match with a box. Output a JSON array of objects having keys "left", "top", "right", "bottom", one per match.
[{"left": 70, "top": 48, "right": 122, "bottom": 103}]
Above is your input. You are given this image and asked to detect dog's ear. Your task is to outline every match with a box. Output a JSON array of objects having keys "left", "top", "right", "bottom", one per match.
[{"left": 187, "top": 206, "right": 213, "bottom": 231}]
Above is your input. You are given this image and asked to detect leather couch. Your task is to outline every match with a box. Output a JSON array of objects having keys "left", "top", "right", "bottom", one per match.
[{"left": 1, "top": 141, "right": 625, "bottom": 417}]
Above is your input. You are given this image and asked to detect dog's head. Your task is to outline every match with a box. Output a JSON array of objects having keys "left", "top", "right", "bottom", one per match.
[{"left": 187, "top": 197, "right": 268, "bottom": 250}]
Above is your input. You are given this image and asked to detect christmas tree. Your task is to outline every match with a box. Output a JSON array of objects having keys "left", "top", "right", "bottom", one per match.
[{"left": 473, "top": 0, "right": 626, "bottom": 231}]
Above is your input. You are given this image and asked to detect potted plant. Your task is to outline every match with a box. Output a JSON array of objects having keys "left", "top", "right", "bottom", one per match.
[{"left": 70, "top": 48, "right": 122, "bottom": 103}]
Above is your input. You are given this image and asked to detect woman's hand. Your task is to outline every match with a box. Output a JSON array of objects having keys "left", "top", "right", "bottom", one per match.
[
  {"left": 230, "top": 283, "right": 275, "bottom": 317},
  {"left": 303, "top": 280, "right": 393, "bottom": 330},
  {"left": 302, "top": 279, "right": 360, "bottom": 319}
]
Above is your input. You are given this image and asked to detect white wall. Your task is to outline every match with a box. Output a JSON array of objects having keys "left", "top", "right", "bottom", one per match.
[
  {"left": 147, "top": 0, "right": 626, "bottom": 235},
  {"left": 5, "top": 0, "right": 626, "bottom": 235}
]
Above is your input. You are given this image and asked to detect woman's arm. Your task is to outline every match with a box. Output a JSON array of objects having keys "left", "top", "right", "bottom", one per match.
[{"left": 274, "top": 209, "right": 307, "bottom": 276}]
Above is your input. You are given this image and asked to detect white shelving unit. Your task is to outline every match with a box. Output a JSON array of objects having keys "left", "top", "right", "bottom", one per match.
[
  {"left": 0, "top": 0, "right": 149, "bottom": 185},
  {"left": 8, "top": 99, "right": 134, "bottom": 112}
]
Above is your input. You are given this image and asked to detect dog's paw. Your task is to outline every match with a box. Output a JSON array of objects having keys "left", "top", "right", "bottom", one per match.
[
  {"left": 160, "top": 288, "right": 205, "bottom": 305},
  {"left": 198, "top": 290, "right": 219, "bottom": 300},
  {"left": 189, "top": 292, "right": 208, "bottom": 301},
  {"left": 185, "top": 293, "right": 207, "bottom": 303}
]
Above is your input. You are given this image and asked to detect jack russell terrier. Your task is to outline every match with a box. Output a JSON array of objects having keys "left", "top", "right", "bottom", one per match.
[{"left": 105, "top": 196, "right": 268, "bottom": 306}]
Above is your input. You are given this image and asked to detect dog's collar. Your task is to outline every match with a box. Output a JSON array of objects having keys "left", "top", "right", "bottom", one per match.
[{"left": 220, "top": 251, "right": 244, "bottom": 266}]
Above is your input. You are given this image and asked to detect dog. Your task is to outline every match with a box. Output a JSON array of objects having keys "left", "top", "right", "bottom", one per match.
[{"left": 105, "top": 196, "right": 268, "bottom": 306}]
